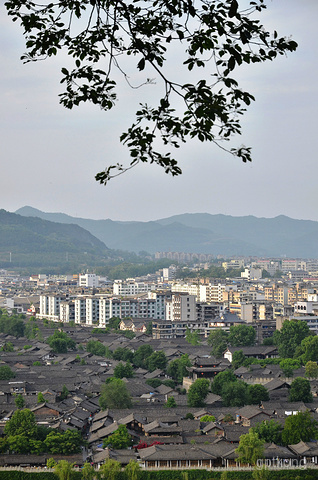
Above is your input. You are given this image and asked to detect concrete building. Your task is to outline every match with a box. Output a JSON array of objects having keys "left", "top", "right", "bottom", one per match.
[{"left": 79, "top": 273, "right": 99, "bottom": 288}]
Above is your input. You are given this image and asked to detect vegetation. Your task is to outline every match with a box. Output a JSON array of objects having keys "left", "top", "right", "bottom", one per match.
[
  {"left": 288, "top": 377, "right": 313, "bottom": 403},
  {"left": 5, "top": 0, "right": 298, "bottom": 184},
  {"left": 47, "top": 330, "right": 76, "bottom": 353},
  {"left": 3, "top": 409, "right": 83, "bottom": 455},
  {"left": 104, "top": 425, "right": 133, "bottom": 449},
  {"left": 187, "top": 379, "right": 210, "bottom": 407},
  {"left": 0, "top": 365, "right": 15, "bottom": 380},
  {"left": 114, "top": 362, "right": 134, "bottom": 379},
  {"left": 167, "top": 355, "right": 191, "bottom": 384},
  {"left": 281, "top": 411, "right": 318, "bottom": 445},
  {"left": 235, "top": 431, "right": 264, "bottom": 466},
  {"left": 99, "top": 378, "right": 132, "bottom": 410},
  {"left": 273, "top": 320, "right": 311, "bottom": 358}
]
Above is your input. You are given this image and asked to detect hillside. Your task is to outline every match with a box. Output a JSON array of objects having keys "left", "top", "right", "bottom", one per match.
[
  {"left": 15, "top": 207, "right": 318, "bottom": 258},
  {"left": 0, "top": 209, "right": 111, "bottom": 270}
]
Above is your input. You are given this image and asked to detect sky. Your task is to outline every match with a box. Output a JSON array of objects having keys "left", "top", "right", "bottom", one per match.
[{"left": 0, "top": 1, "right": 318, "bottom": 222}]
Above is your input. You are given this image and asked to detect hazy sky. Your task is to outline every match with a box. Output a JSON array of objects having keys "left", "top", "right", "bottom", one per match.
[{"left": 1, "top": 1, "right": 317, "bottom": 222}]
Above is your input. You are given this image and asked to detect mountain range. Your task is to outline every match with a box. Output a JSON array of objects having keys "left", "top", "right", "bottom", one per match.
[
  {"left": 14, "top": 206, "right": 318, "bottom": 258},
  {"left": 0, "top": 209, "right": 110, "bottom": 270}
]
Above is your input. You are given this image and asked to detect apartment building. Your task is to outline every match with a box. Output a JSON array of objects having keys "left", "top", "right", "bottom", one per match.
[{"left": 113, "top": 280, "right": 155, "bottom": 296}]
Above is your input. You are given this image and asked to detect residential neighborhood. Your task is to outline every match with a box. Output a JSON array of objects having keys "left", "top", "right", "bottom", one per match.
[{"left": 1, "top": 257, "right": 318, "bottom": 475}]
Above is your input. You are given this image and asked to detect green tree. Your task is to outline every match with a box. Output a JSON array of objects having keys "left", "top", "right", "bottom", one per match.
[
  {"left": 58, "top": 384, "right": 69, "bottom": 401},
  {"left": 207, "top": 329, "right": 229, "bottom": 357},
  {"left": 108, "top": 317, "right": 121, "bottom": 330},
  {"left": 211, "top": 370, "right": 236, "bottom": 395},
  {"left": 221, "top": 380, "right": 249, "bottom": 407},
  {"left": 112, "top": 347, "right": 133, "bottom": 363},
  {"left": 185, "top": 328, "right": 201, "bottom": 346},
  {"left": 1, "top": 342, "right": 14, "bottom": 352},
  {"left": 305, "top": 361, "right": 318, "bottom": 379},
  {"left": 5, "top": 0, "right": 297, "bottom": 183},
  {"left": 0, "top": 365, "right": 15, "bottom": 380},
  {"left": 247, "top": 384, "right": 269, "bottom": 405},
  {"left": 281, "top": 411, "right": 318, "bottom": 445},
  {"left": 114, "top": 362, "right": 134, "bottom": 379},
  {"left": 146, "top": 322, "right": 153, "bottom": 336},
  {"left": 167, "top": 354, "right": 191, "bottom": 384},
  {"left": 86, "top": 340, "right": 106, "bottom": 356},
  {"left": 232, "top": 350, "right": 247, "bottom": 369},
  {"left": 7, "top": 434, "right": 30, "bottom": 454},
  {"left": 47, "top": 458, "right": 57, "bottom": 468},
  {"left": 145, "top": 378, "right": 162, "bottom": 389},
  {"left": 187, "top": 378, "right": 210, "bottom": 407},
  {"left": 235, "top": 431, "right": 264, "bottom": 466},
  {"left": 252, "top": 420, "right": 283, "bottom": 445},
  {"left": 229, "top": 325, "right": 256, "bottom": 347},
  {"left": 295, "top": 335, "right": 318, "bottom": 363},
  {"left": 4, "top": 409, "right": 37, "bottom": 438},
  {"left": 165, "top": 396, "right": 177, "bottom": 408},
  {"left": 288, "top": 377, "right": 313, "bottom": 403},
  {"left": 47, "top": 330, "right": 76, "bottom": 353},
  {"left": 200, "top": 415, "right": 216, "bottom": 422},
  {"left": 44, "top": 430, "right": 83, "bottom": 454},
  {"left": 125, "top": 460, "right": 141, "bottom": 480},
  {"left": 104, "top": 424, "right": 133, "bottom": 449},
  {"left": 82, "top": 463, "right": 96, "bottom": 480},
  {"left": 99, "top": 459, "right": 121, "bottom": 480},
  {"left": 54, "top": 460, "right": 75, "bottom": 480},
  {"left": 279, "top": 358, "right": 301, "bottom": 377},
  {"left": 273, "top": 319, "right": 310, "bottom": 358},
  {"left": 133, "top": 345, "right": 153, "bottom": 369},
  {"left": 14, "top": 394, "right": 25, "bottom": 409},
  {"left": 146, "top": 351, "right": 167, "bottom": 372},
  {"left": 99, "top": 378, "right": 132, "bottom": 410}
]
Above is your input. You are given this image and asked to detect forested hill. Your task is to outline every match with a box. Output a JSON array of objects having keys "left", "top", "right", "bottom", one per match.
[
  {"left": 0, "top": 209, "right": 110, "bottom": 270},
  {"left": 16, "top": 206, "right": 318, "bottom": 258}
]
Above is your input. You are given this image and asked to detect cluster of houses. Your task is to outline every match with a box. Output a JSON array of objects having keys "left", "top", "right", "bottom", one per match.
[{"left": 0, "top": 323, "right": 318, "bottom": 470}]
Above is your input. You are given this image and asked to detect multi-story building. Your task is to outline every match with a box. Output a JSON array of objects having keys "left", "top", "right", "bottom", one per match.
[
  {"left": 113, "top": 280, "right": 155, "bottom": 296},
  {"left": 79, "top": 273, "right": 99, "bottom": 288},
  {"left": 165, "top": 293, "right": 196, "bottom": 322}
]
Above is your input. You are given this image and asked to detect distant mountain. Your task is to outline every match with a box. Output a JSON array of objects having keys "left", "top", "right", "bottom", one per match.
[
  {"left": 15, "top": 206, "right": 318, "bottom": 258},
  {"left": 0, "top": 209, "right": 110, "bottom": 270}
]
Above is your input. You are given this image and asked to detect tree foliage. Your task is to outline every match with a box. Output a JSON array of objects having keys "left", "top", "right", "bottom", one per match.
[
  {"left": 113, "top": 361, "right": 134, "bottom": 379},
  {"left": 146, "top": 350, "right": 167, "bottom": 372},
  {"left": 207, "top": 329, "right": 229, "bottom": 357},
  {"left": 247, "top": 384, "right": 269, "bottom": 405},
  {"left": 252, "top": 420, "right": 283, "bottom": 445},
  {"left": 99, "top": 378, "right": 132, "bottom": 409},
  {"left": 288, "top": 377, "right": 313, "bottom": 403},
  {"left": 295, "top": 335, "right": 318, "bottom": 364},
  {"left": 221, "top": 380, "right": 248, "bottom": 407},
  {"left": 187, "top": 378, "right": 210, "bottom": 407},
  {"left": 167, "top": 354, "right": 191, "bottom": 384},
  {"left": 99, "top": 459, "right": 121, "bottom": 480},
  {"left": 4, "top": 409, "right": 37, "bottom": 438},
  {"left": 5, "top": 0, "right": 297, "bottom": 184},
  {"left": 235, "top": 431, "right": 264, "bottom": 466},
  {"left": 305, "top": 361, "right": 318, "bottom": 379},
  {"left": 281, "top": 411, "right": 318, "bottom": 445},
  {"left": 104, "top": 424, "right": 133, "bottom": 449},
  {"left": 229, "top": 325, "right": 256, "bottom": 347},
  {"left": 0, "top": 365, "right": 15, "bottom": 380},
  {"left": 132, "top": 345, "right": 154, "bottom": 369},
  {"left": 47, "top": 330, "right": 76, "bottom": 353},
  {"left": 125, "top": 460, "right": 141, "bottom": 480},
  {"left": 54, "top": 460, "right": 75, "bottom": 480},
  {"left": 273, "top": 319, "right": 311, "bottom": 359},
  {"left": 211, "top": 369, "right": 236, "bottom": 395}
]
